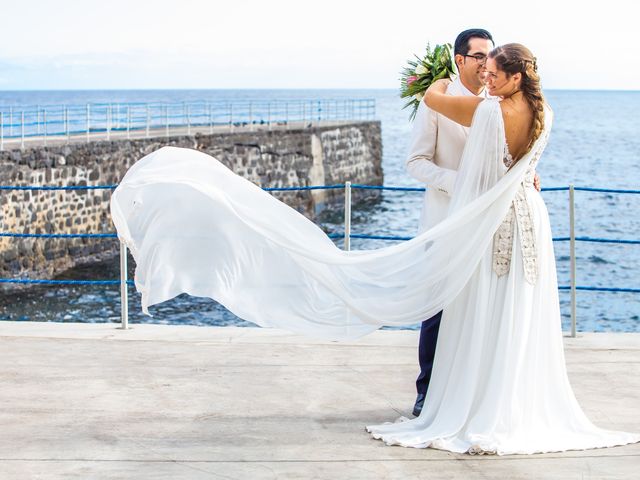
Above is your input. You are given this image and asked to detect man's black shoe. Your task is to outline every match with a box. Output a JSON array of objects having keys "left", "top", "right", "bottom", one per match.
[{"left": 413, "top": 393, "right": 426, "bottom": 417}]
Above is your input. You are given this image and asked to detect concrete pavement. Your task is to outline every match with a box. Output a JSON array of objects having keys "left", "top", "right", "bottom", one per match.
[{"left": 0, "top": 322, "right": 638, "bottom": 479}]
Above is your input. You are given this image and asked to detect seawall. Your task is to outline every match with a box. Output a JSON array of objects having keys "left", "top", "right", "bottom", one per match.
[{"left": 0, "top": 121, "right": 383, "bottom": 284}]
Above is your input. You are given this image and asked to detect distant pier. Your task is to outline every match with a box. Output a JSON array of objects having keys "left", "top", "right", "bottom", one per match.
[{"left": 0, "top": 98, "right": 376, "bottom": 150}]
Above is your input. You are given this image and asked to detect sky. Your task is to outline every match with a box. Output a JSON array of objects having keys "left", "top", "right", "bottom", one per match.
[{"left": 0, "top": 0, "right": 637, "bottom": 90}]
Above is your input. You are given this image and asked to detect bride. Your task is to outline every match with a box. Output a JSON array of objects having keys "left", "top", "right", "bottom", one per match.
[
  {"left": 365, "top": 43, "right": 640, "bottom": 454},
  {"left": 110, "top": 44, "right": 639, "bottom": 455}
]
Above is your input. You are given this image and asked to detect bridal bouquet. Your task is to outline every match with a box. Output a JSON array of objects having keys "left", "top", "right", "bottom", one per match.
[{"left": 400, "top": 43, "right": 457, "bottom": 120}]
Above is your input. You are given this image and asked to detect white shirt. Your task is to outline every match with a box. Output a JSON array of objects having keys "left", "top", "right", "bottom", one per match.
[{"left": 406, "top": 78, "right": 487, "bottom": 231}]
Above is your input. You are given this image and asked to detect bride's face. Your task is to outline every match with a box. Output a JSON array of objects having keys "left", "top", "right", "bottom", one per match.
[{"left": 484, "top": 57, "right": 521, "bottom": 98}]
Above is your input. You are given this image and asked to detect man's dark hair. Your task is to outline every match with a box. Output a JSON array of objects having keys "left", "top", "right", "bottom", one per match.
[{"left": 454, "top": 29, "right": 494, "bottom": 56}]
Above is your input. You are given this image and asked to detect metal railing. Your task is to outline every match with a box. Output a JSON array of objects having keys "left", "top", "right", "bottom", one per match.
[
  {"left": 0, "top": 182, "right": 638, "bottom": 336},
  {"left": 0, "top": 99, "right": 376, "bottom": 150}
]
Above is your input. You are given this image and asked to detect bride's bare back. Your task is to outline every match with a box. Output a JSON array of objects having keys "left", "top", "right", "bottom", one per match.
[{"left": 500, "top": 96, "right": 534, "bottom": 161}]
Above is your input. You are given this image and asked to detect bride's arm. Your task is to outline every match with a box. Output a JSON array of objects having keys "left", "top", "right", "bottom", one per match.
[{"left": 423, "top": 79, "right": 484, "bottom": 127}]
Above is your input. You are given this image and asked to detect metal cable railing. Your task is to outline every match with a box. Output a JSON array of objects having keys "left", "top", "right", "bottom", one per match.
[
  {"left": 1, "top": 182, "right": 638, "bottom": 334},
  {"left": 0, "top": 99, "right": 376, "bottom": 150},
  {"left": 0, "top": 279, "right": 133, "bottom": 285}
]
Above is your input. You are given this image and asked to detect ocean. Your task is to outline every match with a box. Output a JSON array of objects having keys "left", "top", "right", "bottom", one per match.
[{"left": 1, "top": 89, "right": 639, "bottom": 332}]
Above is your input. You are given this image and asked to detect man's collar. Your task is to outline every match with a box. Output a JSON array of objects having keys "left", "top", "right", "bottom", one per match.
[{"left": 454, "top": 77, "right": 487, "bottom": 97}]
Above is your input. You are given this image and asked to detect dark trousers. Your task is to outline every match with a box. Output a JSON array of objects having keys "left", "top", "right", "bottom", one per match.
[{"left": 415, "top": 310, "right": 442, "bottom": 395}]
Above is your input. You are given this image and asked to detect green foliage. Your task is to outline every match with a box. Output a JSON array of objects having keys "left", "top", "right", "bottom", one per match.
[{"left": 399, "top": 43, "right": 457, "bottom": 121}]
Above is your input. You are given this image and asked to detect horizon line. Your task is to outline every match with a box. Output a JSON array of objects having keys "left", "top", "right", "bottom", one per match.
[{"left": 1, "top": 87, "right": 640, "bottom": 93}]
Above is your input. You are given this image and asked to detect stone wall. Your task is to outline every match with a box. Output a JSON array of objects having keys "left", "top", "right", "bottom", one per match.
[{"left": 0, "top": 122, "right": 382, "bottom": 285}]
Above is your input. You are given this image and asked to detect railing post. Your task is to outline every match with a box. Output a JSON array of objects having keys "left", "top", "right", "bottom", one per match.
[
  {"left": 249, "top": 102, "right": 253, "bottom": 131},
  {"left": 0, "top": 111, "right": 4, "bottom": 151},
  {"left": 146, "top": 104, "right": 150, "bottom": 138},
  {"left": 229, "top": 103, "right": 233, "bottom": 132},
  {"left": 344, "top": 180, "right": 353, "bottom": 333},
  {"left": 86, "top": 104, "right": 90, "bottom": 143},
  {"left": 569, "top": 184, "right": 577, "bottom": 337},
  {"left": 187, "top": 104, "right": 191, "bottom": 136},
  {"left": 20, "top": 111, "right": 24, "bottom": 150},
  {"left": 165, "top": 105, "right": 169, "bottom": 137},
  {"left": 119, "top": 241, "right": 129, "bottom": 330},
  {"left": 209, "top": 103, "right": 213, "bottom": 134},
  {"left": 344, "top": 181, "right": 352, "bottom": 251},
  {"left": 267, "top": 102, "right": 271, "bottom": 130},
  {"left": 9, "top": 106, "right": 13, "bottom": 137},
  {"left": 107, "top": 105, "right": 111, "bottom": 140},
  {"left": 37, "top": 107, "right": 40, "bottom": 135},
  {"left": 126, "top": 106, "right": 131, "bottom": 139},
  {"left": 43, "top": 109, "right": 47, "bottom": 147},
  {"left": 64, "top": 106, "right": 69, "bottom": 143}
]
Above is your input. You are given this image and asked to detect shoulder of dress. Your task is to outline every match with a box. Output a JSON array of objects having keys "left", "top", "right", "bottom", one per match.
[
  {"left": 478, "top": 98, "right": 501, "bottom": 115},
  {"left": 543, "top": 103, "right": 554, "bottom": 125}
]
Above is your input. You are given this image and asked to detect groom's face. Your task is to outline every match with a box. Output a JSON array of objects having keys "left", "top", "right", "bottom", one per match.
[{"left": 457, "top": 37, "right": 493, "bottom": 91}]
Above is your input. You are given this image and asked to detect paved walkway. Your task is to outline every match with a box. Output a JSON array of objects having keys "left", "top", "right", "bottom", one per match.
[{"left": 0, "top": 322, "right": 638, "bottom": 479}]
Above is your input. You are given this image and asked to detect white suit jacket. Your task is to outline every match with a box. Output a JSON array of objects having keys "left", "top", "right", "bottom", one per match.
[{"left": 406, "top": 78, "right": 486, "bottom": 231}]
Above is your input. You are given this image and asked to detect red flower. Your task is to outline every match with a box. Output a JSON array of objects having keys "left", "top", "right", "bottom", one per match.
[{"left": 406, "top": 75, "right": 418, "bottom": 86}]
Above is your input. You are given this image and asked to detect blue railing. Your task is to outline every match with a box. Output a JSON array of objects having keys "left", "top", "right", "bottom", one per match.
[
  {"left": 0, "top": 99, "right": 376, "bottom": 148},
  {"left": 1, "top": 183, "right": 638, "bottom": 333}
]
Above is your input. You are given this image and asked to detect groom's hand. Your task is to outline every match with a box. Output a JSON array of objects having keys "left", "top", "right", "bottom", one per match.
[{"left": 534, "top": 173, "right": 541, "bottom": 192}]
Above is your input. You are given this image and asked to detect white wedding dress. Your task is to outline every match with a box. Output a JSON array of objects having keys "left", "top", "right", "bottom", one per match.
[{"left": 110, "top": 99, "right": 639, "bottom": 455}]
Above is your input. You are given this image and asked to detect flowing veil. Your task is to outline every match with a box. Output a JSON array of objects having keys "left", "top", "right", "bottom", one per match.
[{"left": 110, "top": 99, "right": 551, "bottom": 340}]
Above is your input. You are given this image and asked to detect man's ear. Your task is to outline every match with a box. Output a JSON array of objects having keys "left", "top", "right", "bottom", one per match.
[{"left": 455, "top": 54, "right": 464, "bottom": 70}]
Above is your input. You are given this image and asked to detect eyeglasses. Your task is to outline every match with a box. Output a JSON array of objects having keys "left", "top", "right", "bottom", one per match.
[{"left": 462, "top": 54, "right": 487, "bottom": 65}]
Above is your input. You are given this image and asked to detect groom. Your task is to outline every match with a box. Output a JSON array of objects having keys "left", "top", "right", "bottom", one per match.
[{"left": 406, "top": 28, "right": 494, "bottom": 417}]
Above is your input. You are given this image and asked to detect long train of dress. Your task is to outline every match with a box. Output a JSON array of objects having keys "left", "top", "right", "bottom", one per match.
[
  {"left": 110, "top": 100, "right": 639, "bottom": 454},
  {"left": 366, "top": 185, "right": 639, "bottom": 454}
]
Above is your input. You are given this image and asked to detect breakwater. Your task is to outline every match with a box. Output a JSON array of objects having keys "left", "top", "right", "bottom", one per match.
[{"left": 0, "top": 121, "right": 383, "bottom": 285}]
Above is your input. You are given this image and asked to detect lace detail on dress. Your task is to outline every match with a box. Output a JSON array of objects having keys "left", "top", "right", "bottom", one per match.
[
  {"left": 503, "top": 146, "right": 515, "bottom": 169},
  {"left": 492, "top": 205, "right": 515, "bottom": 277},
  {"left": 492, "top": 143, "right": 539, "bottom": 285},
  {"left": 514, "top": 186, "right": 538, "bottom": 284}
]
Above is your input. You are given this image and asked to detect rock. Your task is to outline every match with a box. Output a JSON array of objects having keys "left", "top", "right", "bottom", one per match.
[{"left": 3, "top": 248, "right": 18, "bottom": 262}]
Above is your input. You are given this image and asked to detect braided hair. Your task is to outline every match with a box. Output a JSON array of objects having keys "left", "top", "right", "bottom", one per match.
[{"left": 489, "top": 43, "right": 545, "bottom": 157}]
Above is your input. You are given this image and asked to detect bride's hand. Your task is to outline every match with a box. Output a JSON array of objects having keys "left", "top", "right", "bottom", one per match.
[
  {"left": 429, "top": 78, "right": 452, "bottom": 94},
  {"left": 424, "top": 78, "right": 452, "bottom": 107}
]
